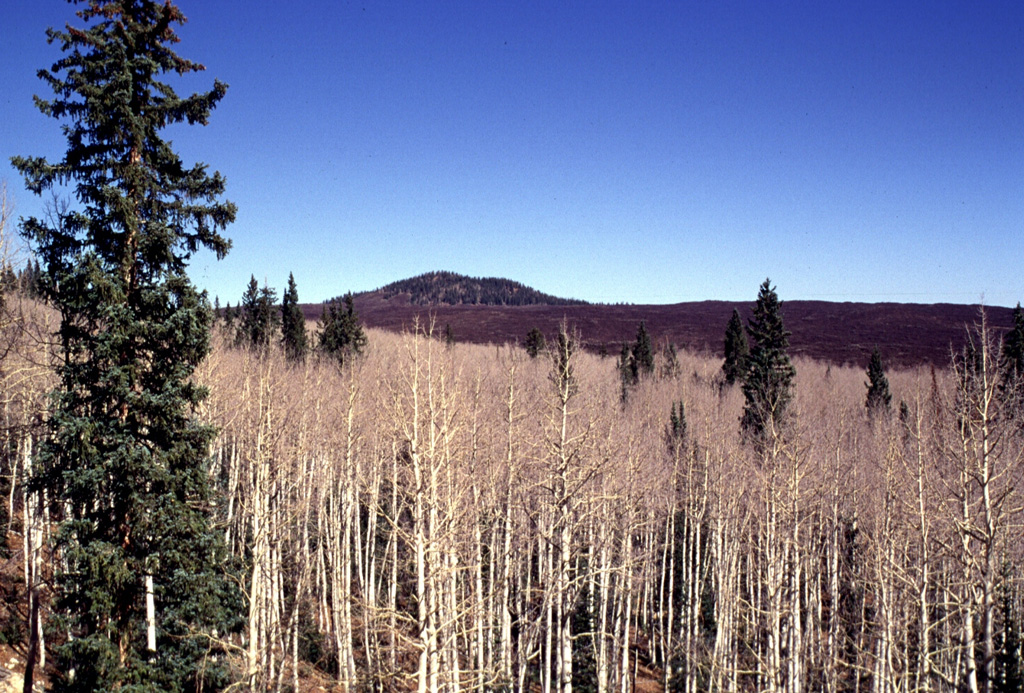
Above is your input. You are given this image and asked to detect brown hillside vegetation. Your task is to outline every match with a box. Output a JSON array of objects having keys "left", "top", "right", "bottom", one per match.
[{"left": 304, "top": 291, "right": 1016, "bottom": 368}]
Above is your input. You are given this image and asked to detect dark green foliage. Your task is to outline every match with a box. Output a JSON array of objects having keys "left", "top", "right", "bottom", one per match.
[
  {"left": 317, "top": 292, "right": 367, "bottom": 366},
  {"left": 865, "top": 348, "right": 893, "bottom": 417},
  {"left": 741, "top": 279, "right": 795, "bottom": 444},
  {"left": 661, "top": 341, "right": 681, "bottom": 379},
  {"left": 222, "top": 301, "right": 236, "bottom": 334},
  {"left": 633, "top": 321, "right": 655, "bottom": 377},
  {"left": 571, "top": 580, "right": 598, "bottom": 693},
  {"left": 375, "top": 270, "right": 589, "bottom": 306},
  {"left": 722, "top": 309, "right": 749, "bottom": 385},
  {"left": 12, "top": 1, "right": 239, "bottom": 688},
  {"left": 524, "top": 326, "right": 546, "bottom": 358},
  {"left": 618, "top": 321, "right": 656, "bottom": 401},
  {"left": 443, "top": 322, "right": 455, "bottom": 348},
  {"left": 1001, "top": 304, "right": 1024, "bottom": 417},
  {"left": 238, "top": 275, "right": 279, "bottom": 350},
  {"left": 281, "top": 272, "right": 308, "bottom": 361},
  {"left": 666, "top": 400, "right": 687, "bottom": 456}
]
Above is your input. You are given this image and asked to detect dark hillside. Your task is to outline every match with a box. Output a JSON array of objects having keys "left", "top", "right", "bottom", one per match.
[
  {"left": 367, "top": 271, "right": 589, "bottom": 306},
  {"left": 301, "top": 294, "right": 1015, "bottom": 369},
  {"left": 302, "top": 274, "right": 1016, "bottom": 368}
]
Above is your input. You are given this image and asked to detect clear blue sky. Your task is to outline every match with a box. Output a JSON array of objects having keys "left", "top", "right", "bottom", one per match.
[{"left": 3, "top": 1, "right": 1022, "bottom": 306}]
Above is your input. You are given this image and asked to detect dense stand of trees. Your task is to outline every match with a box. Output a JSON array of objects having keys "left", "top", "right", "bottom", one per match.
[
  {"left": 3, "top": 270, "right": 1024, "bottom": 692},
  {"left": 206, "top": 309, "right": 1024, "bottom": 693},
  {"left": 375, "top": 271, "right": 590, "bottom": 307}
]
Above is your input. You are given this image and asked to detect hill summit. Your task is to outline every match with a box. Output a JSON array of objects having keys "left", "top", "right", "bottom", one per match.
[{"left": 371, "top": 271, "right": 589, "bottom": 307}]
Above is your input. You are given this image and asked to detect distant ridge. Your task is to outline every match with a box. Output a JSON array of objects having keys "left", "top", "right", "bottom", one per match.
[
  {"left": 370, "top": 271, "right": 589, "bottom": 307},
  {"left": 299, "top": 273, "right": 1017, "bottom": 368}
]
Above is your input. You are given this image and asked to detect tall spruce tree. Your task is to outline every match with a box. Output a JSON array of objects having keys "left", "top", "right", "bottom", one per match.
[
  {"left": 741, "top": 279, "right": 796, "bottom": 443},
  {"left": 618, "top": 321, "right": 656, "bottom": 401},
  {"left": 281, "top": 272, "right": 307, "bottom": 361},
  {"left": 1001, "top": 303, "right": 1024, "bottom": 416},
  {"left": 865, "top": 347, "right": 893, "bottom": 417},
  {"left": 238, "top": 275, "right": 279, "bottom": 350},
  {"left": 11, "top": 2, "right": 239, "bottom": 689},
  {"left": 317, "top": 292, "right": 367, "bottom": 366},
  {"left": 524, "top": 326, "right": 546, "bottom": 358},
  {"left": 722, "top": 308, "right": 749, "bottom": 385},
  {"left": 633, "top": 320, "right": 655, "bottom": 377}
]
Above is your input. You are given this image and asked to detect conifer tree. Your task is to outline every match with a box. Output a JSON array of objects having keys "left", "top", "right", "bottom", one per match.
[
  {"left": 281, "top": 272, "right": 307, "bottom": 361},
  {"left": 238, "top": 275, "right": 279, "bottom": 350},
  {"left": 666, "top": 400, "right": 687, "bottom": 457},
  {"left": 524, "top": 326, "right": 546, "bottom": 358},
  {"left": 741, "top": 279, "right": 795, "bottom": 443},
  {"left": 1001, "top": 303, "right": 1024, "bottom": 416},
  {"left": 661, "top": 341, "right": 681, "bottom": 379},
  {"left": 633, "top": 320, "right": 655, "bottom": 377},
  {"left": 865, "top": 347, "right": 893, "bottom": 417},
  {"left": 11, "top": 2, "right": 239, "bottom": 689},
  {"left": 618, "top": 342, "right": 635, "bottom": 402},
  {"left": 618, "top": 321, "right": 656, "bottom": 401},
  {"left": 317, "top": 292, "right": 367, "bottom": 366},
  {"left": 722, "top": 309, "right": 749, "bottom": 385}
]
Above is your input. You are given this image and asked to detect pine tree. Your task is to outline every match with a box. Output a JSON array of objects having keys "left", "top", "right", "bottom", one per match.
[
  {"left": 661, "top": 341, "right": 681, "bottom": 379},
  {"left": 741, "top": 279, "right": 795, "bottom": 443},
  {"left": 317, "top": 292, "right": 367, "bottom": 366},
  {"left": 525, "top": 326, "right": 546, "bottom": 358},
  {"left": 238, "top": 275, "right": 279, "bottom": 350},
  {"left": 618, "top": 342, "right": 635, "bottom": 402},
  {"left": 865, "top": 347, "right": 893, "bottom": 417},
  {"left": 281, "top": 272, "right": 308, "bottom": 361},
  {"left": 722, "top": 309, "right": 749, "bottom": 385},
  {"left": 633, "top": 320, "right": 655, "bottom": 378},
  {"left": 665, "top": 400, "right": 687, "bottom": 457},
  {"left": 618, "top": 321, "right": 656, "bottom": 402},
  {"left": 1001, "top": 303, "right": 1024, "bottom": 417},
  {"left": 11, "top": 2, "right": 239, "bottom": 689}
]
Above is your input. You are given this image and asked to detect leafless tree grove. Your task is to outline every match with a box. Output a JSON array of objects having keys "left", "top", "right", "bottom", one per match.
[{"left": 1, "top": 292, "right": 1022, "bottom": 691}]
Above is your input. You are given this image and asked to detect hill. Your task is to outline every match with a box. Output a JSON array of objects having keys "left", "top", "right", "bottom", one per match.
[
  {"left": 368, "top": 271, "right": 588, "bottom": 306},
  {"left": 304, "top": 274, "right": 1017, "bottom": 368}
]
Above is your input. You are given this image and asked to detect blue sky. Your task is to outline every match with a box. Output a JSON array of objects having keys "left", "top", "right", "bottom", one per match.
[{"left": 3, "top": 1, "right": 1022, "bottom": 306}]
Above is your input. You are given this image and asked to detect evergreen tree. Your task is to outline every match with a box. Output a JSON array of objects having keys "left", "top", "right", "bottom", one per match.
[
  {"left": 223, "top": 301, "right": 236, "bottom": 335},
  {"left": 632, "top": 320, "right": 655, "bottom": 377},
  {"left": 661, "top": 341, "right": 681, "bottom": 379},
  {"left": 722, "top": 309, "right": 749, "bottom": 385},
  {"left": 443, "top": 322, "right": 455, "bottom": 348},
  {"left": 665, "top": 400, "right": 687, "bottom": 457},
  {"left": 865, "top": 347, "right": 893, "bottom": 417},
  {"left": 11, "top": 2, "right": 239, "bottom": 689},
  {"left": 281, "top": 272, "right": 308, "bottom": 361},
  {"left": 618, "top": 321, "right": 656, "bottom": 401},
  {"left": 524, "top": 326, "right": 546, "bottom": 358},
  {"left": 618, "top": 342, "right": 635, "bottom": 402},
  {"left": 741, "top": 279, "right": 796, "bottom": 443},
  {"left": 238, "top": 275, "right": 279, "bottom": 350},
  {"left": 317, "top": 292, "right": 367, "bottom": 366},
  {"left": 1001, "top": 303, "right": 1024, "bottom": 417}
]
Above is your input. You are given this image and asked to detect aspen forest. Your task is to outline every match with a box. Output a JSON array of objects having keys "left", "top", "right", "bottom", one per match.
[{"left": 2, "top": 266, "right": 1024, "bottom": 691}]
